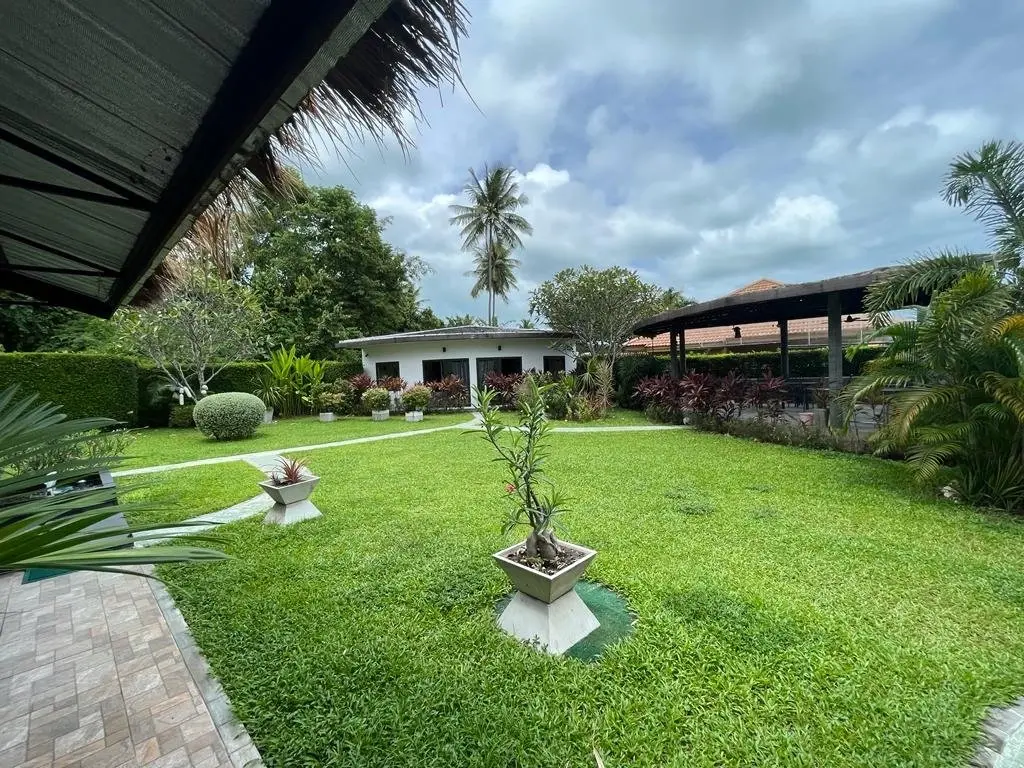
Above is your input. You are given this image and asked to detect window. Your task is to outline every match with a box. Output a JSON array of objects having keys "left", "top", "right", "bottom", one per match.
[
  {"left": 543, "top": 355, "right": 566, "bottom": 374},
  {"left": 476, "top": 356, "right": 523, "bottom": 383},
  {"left": 375, "top": 361, "right": 400, "bottom": 380},
  {"left": 422, "top": 358, "right": 470, "bottom": 384}
]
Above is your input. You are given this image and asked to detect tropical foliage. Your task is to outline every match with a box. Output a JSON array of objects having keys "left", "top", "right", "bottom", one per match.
[
  {"left": 843, "top": 140, "right": 1024, "bottom": 511},
  {"left": 449, "top": 165, "right": 533, "bottom": 322},
  {"left": 0, "top": 386, "right": 224, "bottom": 573},
  {"left": 255, "top": 346, "right": 325, "bottom": 419}
]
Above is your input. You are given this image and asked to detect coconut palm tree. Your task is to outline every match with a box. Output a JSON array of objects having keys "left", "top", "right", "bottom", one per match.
[
  {"left": 449, "top": 165, "right": 533, "bottom": 323},
  {"left": 843, "top": 140, "right": 1024, "bottom": 511},
  {"left": 466, "top": 241, "right": 521, "bottom": 323}
]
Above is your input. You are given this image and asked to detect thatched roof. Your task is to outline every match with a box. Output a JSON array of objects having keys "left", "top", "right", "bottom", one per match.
[{"left": 2, "top": 0, "right": 467, "bottom": 315}]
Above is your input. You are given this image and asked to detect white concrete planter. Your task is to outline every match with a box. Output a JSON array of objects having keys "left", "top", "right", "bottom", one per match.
[
  {"left": 259, "top": 476, "right": 321, "bottom": 525},
  {"left": 371, "top": 409, "right": 390, "bottom": 421},
  {"left": 263, "top": 408, "right": 274, "bottom": 424},
  {"left": 798, "top": 412, "right": 814, "bottom": 426},
  {"left": 259, "top": 476, "right": 318, "bottom": 505},
  {"left": 405, "top": 410, "right": 423, "bottom": 422},
  {"left": 319, "top": 412, "right": 335, "bottom": 422},
  {"left": 811, "top": 408, "right": 829, "bottom": 427},
  {"left": 493, "top": 540, "right": 597, "bottom": 604}
]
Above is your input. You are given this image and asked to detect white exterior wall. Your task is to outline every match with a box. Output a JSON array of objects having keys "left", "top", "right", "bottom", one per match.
[{"left": 359, "top": 338, "right": 576, "bottom": 401}]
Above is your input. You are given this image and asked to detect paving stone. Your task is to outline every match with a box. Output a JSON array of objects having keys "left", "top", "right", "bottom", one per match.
[{"left": 0, "top": 713, "right": 28, "bottom": 751}]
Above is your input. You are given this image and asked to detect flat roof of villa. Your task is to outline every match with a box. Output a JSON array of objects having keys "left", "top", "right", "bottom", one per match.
[{"left": 337, "top": 325, "right": 571, "bottom": 348}]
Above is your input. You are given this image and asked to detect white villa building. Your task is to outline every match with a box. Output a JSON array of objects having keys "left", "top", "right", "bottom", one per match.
[{"left": 336, "top": 325, "right": 576, "bottom": 397}]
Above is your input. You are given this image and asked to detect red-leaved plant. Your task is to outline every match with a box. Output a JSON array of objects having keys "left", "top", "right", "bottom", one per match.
[
  {"left": 376, "top": 376, "right": 407, "bottom": 392},
  {"left": 269, "top": 457, "right": 309, "bottom": 486},
  {"left": 349, "top": 373, "right": 373, "bottom": 400}
]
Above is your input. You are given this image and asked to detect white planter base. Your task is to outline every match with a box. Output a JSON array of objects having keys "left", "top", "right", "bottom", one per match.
[
  {"left": 371, "top": 410, "right": 390, "bottom": 421},
  {"left": 405, "top": 411, "right": 423, "bottom": 422},
  {"left": 264, "top": 499, "right": 322, "bottom": 526},
  {"left": 263, "top": 409, "right": 274, "bottom": 424},
  {"left": 498, "top": 589, "right": 599, "bottom": 655},
  {"left": 319, "top": 412, "right": 335, "bottom": 422}
]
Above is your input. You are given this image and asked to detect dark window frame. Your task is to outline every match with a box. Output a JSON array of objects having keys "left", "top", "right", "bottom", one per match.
[
  {"left": 543, "top": 355, "right": 566, "bottom": 374},
  {"left": 375, "top": 361, "right": 400, "bottom": 380}
]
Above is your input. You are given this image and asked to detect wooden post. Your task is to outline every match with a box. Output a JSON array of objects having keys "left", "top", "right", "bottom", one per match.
[
  {"left": 669, "top": 330, "right": 680, "bottom": 378},
  {"left": 827, "top": 292, "right": 843, "bottom": 427},
  {"left": 779, "top": 319, "right": 790, "bottom": 378},
  {"left": 680, "top": 327, "right": 687, "bottom": 374}
]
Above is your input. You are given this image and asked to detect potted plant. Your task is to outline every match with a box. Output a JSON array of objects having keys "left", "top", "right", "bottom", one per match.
[
  {"left": 362, "top": 387, "right": 391, "bottom": 421},
  {"left": 259, "top": 457, "right": 321, "bottom": 525},
  {"left": 402, "top": 384, "right": 431, "bottom": 422},
  {"left": 305, "top": 383, "right": 336, "bottom": 422},
  {"left": 476, "top": 380, "right": 597, "bottom": 604},
  {"left": 254, "top": 372, "right": 280, "bottom": 424}
]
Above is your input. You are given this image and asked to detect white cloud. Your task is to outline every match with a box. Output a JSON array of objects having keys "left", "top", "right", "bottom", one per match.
[{"left": 309, "top": 0, "right": 1024, "bottom": 319}]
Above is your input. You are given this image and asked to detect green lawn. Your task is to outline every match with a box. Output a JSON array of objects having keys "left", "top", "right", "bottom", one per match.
[
  {"left": 122, "top": 413, "right": 471, "bottom": 468},
  {"left": 119, "top": 462, "right": 266, "bottom": 526},
  {"left": 160, "top": 429, "right": 1024, "bottom": 767}
]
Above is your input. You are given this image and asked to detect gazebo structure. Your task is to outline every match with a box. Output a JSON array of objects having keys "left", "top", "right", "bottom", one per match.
[
  {"left": 0, "top": 0, "right": 464, "bottom": 316},
  {"left": 632, "top": 268, "right": 893, "bottom": 425}
]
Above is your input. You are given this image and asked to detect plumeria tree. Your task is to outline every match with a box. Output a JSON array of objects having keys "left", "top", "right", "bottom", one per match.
[{"left": 116, "top": 266, "right": 262, "bottom": 403}]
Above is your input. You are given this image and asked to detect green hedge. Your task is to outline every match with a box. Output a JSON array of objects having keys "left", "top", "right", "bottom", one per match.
[
  {"left": 0, "top": 353, "right": 139, "bottom": 422},
  {"left": 614, "top": 347, "right": 885, "bottom": 408}
]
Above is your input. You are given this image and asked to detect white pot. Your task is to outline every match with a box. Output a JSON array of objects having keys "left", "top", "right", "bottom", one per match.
[
  {"left": 258, "top": 475, "right": 319, "bottom": 505},
  {"left": 493, "top": 540, "right": 597, "bottom": 604},
  {"left": 371, "top": 409, "right": 390, "bottom": 421},
  {"left": 405, "top": 410, "right": 423, "bottom": 422},
  {"left": 798, "top": 412, "right": 814, "bottom": 426},
  {"left": 319, "top": 412, "right": 335, "bottom": 422},
  {"left": 263, "top": 408, "right": 274, "bottom": 424}
]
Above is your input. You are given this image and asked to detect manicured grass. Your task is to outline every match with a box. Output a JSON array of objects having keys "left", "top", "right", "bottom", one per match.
[
  {"left": 161, "top": 429, "right": 1024, "bottom": 767},
  {"left": 119, "top": 462, "right": 266, "bottom": 526},
  {"left": 122, "top": 413, "right": 471, "bottom": 468},
  {"left": 492, "top": 406, "right": 654, "bottom": 427}
]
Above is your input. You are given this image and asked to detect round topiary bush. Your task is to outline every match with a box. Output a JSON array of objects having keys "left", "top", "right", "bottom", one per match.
[{"left": 193, "top": 392, "right": 265, "bottom": 440}]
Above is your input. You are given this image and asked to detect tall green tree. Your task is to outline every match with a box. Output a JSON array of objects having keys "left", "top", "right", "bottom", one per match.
[
  {"left": 242, "top": 186, "right": 430, "bottom": 357},
  {"left": 843, "top": 140, "right": 1024, "bottom": 511},
  {"left": 529, "top": 266, "right": 676, "bottom": 369},
  {"left": 449, "top": 165, "right": 533, "bottom": 323}
]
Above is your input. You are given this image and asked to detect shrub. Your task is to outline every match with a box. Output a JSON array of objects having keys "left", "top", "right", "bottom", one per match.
[
  {"left": 748, "top": 368, "right": 787, "bottom": 422},
  {"left": 330, "top": 379, "right": 356, "bottom": 415},
  {"left": 362, "top": 387, "right": 391, "bottom": 412},
  {"left": 0, "top": 353, "right": 139, "bottom": 422},
  {"left": 350, "top": 373, "right": 373, "bottom": 400},
  {"left": 376, "top": 375, "right": 406, "bottom": 392},
  {"left": 426, "top": 375, "right": 469, "bottom": 410},
  {"left": 402, "top": 385, "right": 431, "bottom": 412},
  {"left": 168, "top": 404, "right": 195, "bottom": 428},
  {"left": 700, "top": 417, "right": 874, "bottom": 455},
  {"left": 193, "top": 393, "right": 265, "bottom": 440},
  {"left": 483, "top": 371, "right": 524, "bottom": 410}
]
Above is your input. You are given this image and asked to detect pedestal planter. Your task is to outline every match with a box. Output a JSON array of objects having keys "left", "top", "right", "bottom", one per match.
[
  {"left": 259, "top": 476, "right": 322, "bottom": 525},
  {"left": 319, "top": 412, "right": 336, "bottom": 422},
  {"left": 405, "top": 410, "right": 423, "bottom": 422},
  {"left": 493, "top": 541, "right": 600, "bottom": 655},
  {"left": 371, "top": 409, "right": 390, "bottom": 421},
  {"left": 493, "top": 541, "right": 597, "bottom": 603},
  {"left": 811, "top": 408, "right": 829, "bottom": 428},
  {"left": 798, "top": 412, "right": 814, "bottom": 426},
  {"left": 263, "top": 408, "right": 274, "bottom": 424}
]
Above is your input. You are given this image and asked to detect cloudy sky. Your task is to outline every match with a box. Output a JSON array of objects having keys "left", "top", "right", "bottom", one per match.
[{"left": 303, "top": 0, "right": 1024, "bottom": 323}]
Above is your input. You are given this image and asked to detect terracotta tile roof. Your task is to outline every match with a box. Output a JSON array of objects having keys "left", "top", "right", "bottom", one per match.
[{"left": 625, "top": 278, "right": 876, "bottom": 353}]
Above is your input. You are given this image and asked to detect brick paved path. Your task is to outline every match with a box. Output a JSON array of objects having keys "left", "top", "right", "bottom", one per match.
[{"left": 0, "top": 569, "right": 260, "bottom": 768}]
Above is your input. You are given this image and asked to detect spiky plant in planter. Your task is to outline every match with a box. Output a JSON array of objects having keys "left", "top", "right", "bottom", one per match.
[{"left": 476, "top": 379, "right": 596, "bottom": 603}]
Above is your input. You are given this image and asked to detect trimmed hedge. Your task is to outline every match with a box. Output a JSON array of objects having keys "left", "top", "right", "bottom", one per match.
[
  {"left": 0, "top": 353, "right": 138, "bottom": 422},
  {"left": 614, "top": 347, "right": 885, "bottom": 408},
  {"left": 193, "top": 392, "right": 265, "bottom": 440}
]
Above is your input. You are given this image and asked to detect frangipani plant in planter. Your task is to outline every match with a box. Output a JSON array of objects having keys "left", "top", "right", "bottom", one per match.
[
  {"left": 259, "top": 457, "right": 322, "bottom": 525},
  {"left": 363, "top": 387, "right": 391, "bottom": 421},
  {"left": 476, "top": 379, "right": 599, "bottom": 654},
  {"left": 402, "top": 384, "right": 431, "bottom": 422}
]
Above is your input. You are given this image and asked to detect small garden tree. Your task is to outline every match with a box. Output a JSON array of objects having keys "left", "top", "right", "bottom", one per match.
[{"left": 116, "top": 266, "right": 262, "bottom": 403}]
